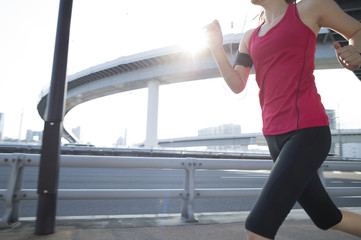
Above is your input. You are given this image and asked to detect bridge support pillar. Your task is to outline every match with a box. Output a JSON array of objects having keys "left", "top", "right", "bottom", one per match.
[{"left": 145, "top": 80, "right": 159, "bottom": 148}]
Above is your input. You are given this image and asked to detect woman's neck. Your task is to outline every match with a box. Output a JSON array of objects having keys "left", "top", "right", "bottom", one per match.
[{"left": 263, "top": 0, "right": 290, "bottom": 25}]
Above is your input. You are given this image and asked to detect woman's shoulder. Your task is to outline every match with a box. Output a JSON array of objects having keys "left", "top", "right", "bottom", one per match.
[
  {"left": 297, "top": 0, "right": 333, "bottom": 9},
  {"left": 239, "top": 28, "right": 257, "bottom": 53},
  {"left": 298, "top": 0, "right": 361, "bottom": 38},
  {"left": 239, "top": 28, "right": 257, "bottom": 51},
  {"left": 297, "top": 0, "right": 338, "bottom": 18},
  {"left": 297, "top": 0, "right": 344, "bottom": 18},
  {"left": 243, "top": 28, "right": 256, "bottom": 40}
]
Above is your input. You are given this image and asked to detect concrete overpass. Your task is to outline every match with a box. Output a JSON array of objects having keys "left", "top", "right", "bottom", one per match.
[{"left": 37, "top": 0, "right": 361, "bottom": 146}]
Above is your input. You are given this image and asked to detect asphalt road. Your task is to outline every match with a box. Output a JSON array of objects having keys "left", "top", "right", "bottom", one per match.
[{"left": 1, "top": 166, "right": 361, "bottom": 218}]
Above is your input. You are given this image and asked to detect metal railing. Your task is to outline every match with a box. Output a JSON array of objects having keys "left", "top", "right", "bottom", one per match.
[{"left": 1, "top": 153, "right": 361, "bottom": 228}]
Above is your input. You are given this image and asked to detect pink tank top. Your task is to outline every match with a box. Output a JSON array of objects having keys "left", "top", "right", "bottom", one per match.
[{"left": 249, "top": 3, "right": 329, "bottom": 135}]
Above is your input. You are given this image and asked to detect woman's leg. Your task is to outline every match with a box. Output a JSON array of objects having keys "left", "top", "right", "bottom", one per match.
[
  {"left": 297, "top": 172, "right": 342, "bottom": 229},
  {"left": 331, "top": 209, "right": 361, "bottom": 237},
  {"left": 245, "top": 126, "right": 332, "bottom": 239},
  {"left": 246, "top": 230, "right": 272, "bottom": 240}
]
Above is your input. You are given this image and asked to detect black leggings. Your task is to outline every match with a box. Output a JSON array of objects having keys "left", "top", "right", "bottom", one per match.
[{"left": 245, "top": 126, "right": 342, "bottom": 239}]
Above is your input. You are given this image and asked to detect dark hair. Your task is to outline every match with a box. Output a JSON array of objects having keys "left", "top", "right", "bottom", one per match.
[{"left": 259, "top": 0, "right": 295, "bottom": 24}]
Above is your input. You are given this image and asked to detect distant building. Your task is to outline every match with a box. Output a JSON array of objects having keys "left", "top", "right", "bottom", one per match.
[
  {"left": 0, "top": 112, "right": 4, "bottom": 141},
  {"left": 115, "top": 129, "right": 127, "bottom": 148},
  {"left": 72, "top": 126, "right": 81, "bottom": 141},
  {"left": 198, "top": 124, "right": 241, "bottom": 136},
  {"left": 115, "top": 136, "right": 126, "bottom": 148},
  {"left": 326, "top": 109, "right": 336, "bottom": 130},
  {"left": 26, "top": 130, "right": 43, "bottom": 142},
  {"left": 198, "top": 124, "right": 245, "bottom": 151}
]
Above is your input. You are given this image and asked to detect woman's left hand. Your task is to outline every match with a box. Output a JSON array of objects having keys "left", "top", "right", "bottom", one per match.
[{"left": 333, "top": 41, "right": 361, "bottom": 71}]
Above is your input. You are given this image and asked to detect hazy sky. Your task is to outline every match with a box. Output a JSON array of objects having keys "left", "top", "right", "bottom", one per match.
[{"left": 1, "top": 0, "right": 361, "bottom": 147}]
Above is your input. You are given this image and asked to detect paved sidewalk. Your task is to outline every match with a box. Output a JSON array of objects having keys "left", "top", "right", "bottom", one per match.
[{"left": 1, "top": 208, "right": 361, "bottom": 240}]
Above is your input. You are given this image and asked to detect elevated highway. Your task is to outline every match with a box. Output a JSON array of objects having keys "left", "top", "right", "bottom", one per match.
[{"left": 37, "top": 0, "right": 361, "bottom": 145}]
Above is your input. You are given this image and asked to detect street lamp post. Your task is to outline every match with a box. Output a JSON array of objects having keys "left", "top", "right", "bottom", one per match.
[{"left": 35, "top": 0, "right": 73, "bottom": 235}]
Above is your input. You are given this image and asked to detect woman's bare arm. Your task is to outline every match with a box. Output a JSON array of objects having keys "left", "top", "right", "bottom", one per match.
[
  {"left": 204, "top": 20, "right": 253, "bottom": 93},
  {"left": 313, "top": 0, "right": 361, "bottom": 70}
]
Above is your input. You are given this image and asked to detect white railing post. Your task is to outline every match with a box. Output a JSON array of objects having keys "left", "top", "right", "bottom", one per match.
[
  {"left": 0, "top": 154, "right": 25, "bottom": 228},
  {"left": 181, "top": 158, "right": 198, "bottom": 222}
]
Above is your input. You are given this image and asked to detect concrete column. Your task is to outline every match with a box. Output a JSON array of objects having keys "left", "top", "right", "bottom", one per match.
[{"left": 145, "top": 80, "right": 160, "bottom": 148}]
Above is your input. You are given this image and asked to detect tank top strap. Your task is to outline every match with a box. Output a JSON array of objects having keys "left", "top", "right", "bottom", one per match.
[
  {"left": 290, "top": 2, "right": 300, "bottom": 20},
  {"left": 283, "top": 3, "right": 297, "bottom": 21}
]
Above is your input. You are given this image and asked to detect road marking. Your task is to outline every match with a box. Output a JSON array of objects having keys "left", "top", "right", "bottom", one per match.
[
  {"left": 355, "top": 171, "right": 361, "bottom": 174},
  {"left": 338, "top": 196, "right": 361, "bottom": 199},
  {"left": 330, "top": 181, "right": 344, "bottom": 184},
  {"left": 224, "top": 170, "right": 271, "bottom": 174},
  {"left": 332, "top": 171, "right": 342, "bottom": 174},
  {"left": 221, "top": 176, "right": 268, "bottom": 179},
  {"left": 351, "top": 181, "right": 361, "bottom": 184}
]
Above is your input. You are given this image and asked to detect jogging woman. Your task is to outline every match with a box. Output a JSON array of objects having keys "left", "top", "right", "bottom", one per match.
[{"left": 205, "top": 0, "right": 361, "bottom": 239}]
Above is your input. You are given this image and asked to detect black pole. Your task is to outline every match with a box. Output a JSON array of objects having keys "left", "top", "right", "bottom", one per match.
[{"left": 35, "top": 0, "right": 73, "bottom": 235}]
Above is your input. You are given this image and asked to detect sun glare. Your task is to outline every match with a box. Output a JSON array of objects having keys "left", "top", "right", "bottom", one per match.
[{"left": 179, "top": 28, "right": 208, "bottom": 55}]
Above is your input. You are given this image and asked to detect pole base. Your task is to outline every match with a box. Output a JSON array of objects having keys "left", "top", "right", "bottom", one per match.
[{"left": 34, "top": 194, "right": 57, "bottom": 235}]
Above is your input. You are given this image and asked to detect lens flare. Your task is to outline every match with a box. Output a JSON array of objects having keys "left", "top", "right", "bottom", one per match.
[{"left": 179, "top": 28, "right": 208, "bottom": 55}]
